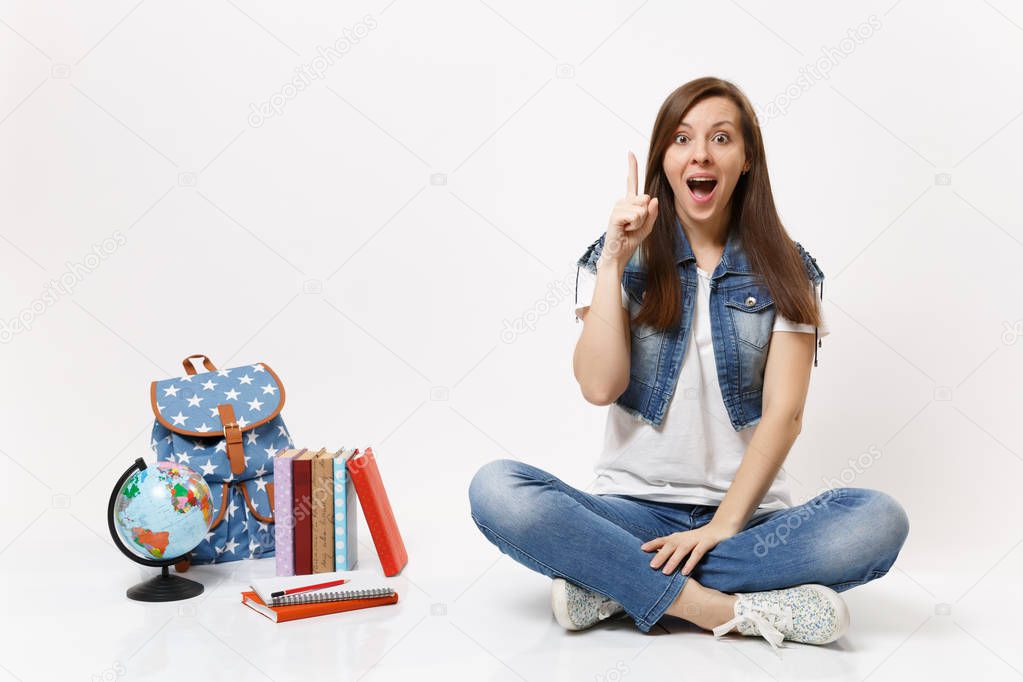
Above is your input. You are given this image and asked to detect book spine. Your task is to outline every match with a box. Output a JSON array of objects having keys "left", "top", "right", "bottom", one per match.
[
  {"left": 311, "top": 455, "right": 335, "bottom": 574},
  {"left": 293, "top": 458, "right": 313, "bottom": 576},
  {"left": 346, "top": 464, "right": 358, "bottom": 570},
  {"left": 333, "top": 456, "right": 348, "bottom": 570},
  {"left": 273, "top": 453, "right": 295, "bottom": 577},
  {"left": 347, "top": 447, "right": 407, "bottom": 576}
]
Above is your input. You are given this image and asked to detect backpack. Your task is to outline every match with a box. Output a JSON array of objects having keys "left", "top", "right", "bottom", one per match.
[{"left": 149, "top": 355, "right": 293, "bottom": 572}]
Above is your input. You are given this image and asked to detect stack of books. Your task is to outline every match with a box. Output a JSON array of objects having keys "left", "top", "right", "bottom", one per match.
[
  {"left": 273, "top": 446, "right": 407, "bottom": 577},
  {"left": 242, "top": 570, "right": 399, "bottom": 623},
  {"left": 274, "top": 447, "right": 358, "bottom": 576}
]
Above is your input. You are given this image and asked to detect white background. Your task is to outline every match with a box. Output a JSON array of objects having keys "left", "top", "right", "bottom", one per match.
[{"left": 2, "top": 1, "right": 1022, "bottom": 680}]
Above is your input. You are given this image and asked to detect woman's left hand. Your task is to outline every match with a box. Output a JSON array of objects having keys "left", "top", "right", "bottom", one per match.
[{"left": 641, "top": 521, "right": 737, "bottom": 576}]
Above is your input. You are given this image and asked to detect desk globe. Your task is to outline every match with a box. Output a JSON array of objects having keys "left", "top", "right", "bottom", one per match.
[{"left": 108, "top": 457, "right": 213, "bottom": 601}]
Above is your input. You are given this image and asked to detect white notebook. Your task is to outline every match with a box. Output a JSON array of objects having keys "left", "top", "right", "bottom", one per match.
[{"left": 250, "top": 570, "right": 395, "bottom": 607}]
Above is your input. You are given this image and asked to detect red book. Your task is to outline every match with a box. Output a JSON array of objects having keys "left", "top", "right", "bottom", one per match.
[
  {"left": 292, "top": 449, "right": 322, "bottom": 575},
  {"left": 240, "top": 590, "right": 398, "bottom": 623},
  {"left": 347, "top": 447, "right": 408, "bottom": 576}
]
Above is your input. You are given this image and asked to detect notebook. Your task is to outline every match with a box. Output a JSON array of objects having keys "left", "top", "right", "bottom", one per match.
[
  {"left": 250, "top": 569, "right": 393, "bottom": 606},
  {"left": 241, "top": 590, "right": 398, "bottom": 623},
  {"left": 242, "top": 570, "right": 399, "bottom": 623}
]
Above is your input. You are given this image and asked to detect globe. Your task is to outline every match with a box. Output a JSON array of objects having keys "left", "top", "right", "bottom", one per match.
[{"left": 112, "top": 460, "right": 213, "bottom": 561}]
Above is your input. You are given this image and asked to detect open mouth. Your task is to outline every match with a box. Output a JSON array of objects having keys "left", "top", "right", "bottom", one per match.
[{"left": 686, "top": 177, "right": 718, "bottom": 203}]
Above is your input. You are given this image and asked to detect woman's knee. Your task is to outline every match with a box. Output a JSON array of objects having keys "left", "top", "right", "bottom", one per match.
[
  {"left": 867, "top": 489, "right": 910, "bottom": 557},
  {"left": 467, "top": 458, "right": 528, "bottom": 524},
  {"left": 800, "top": 487, "right": 909, "bottom": 589},
  {"left": 834, "top": 487, "right": 910, "bottom": 560}
]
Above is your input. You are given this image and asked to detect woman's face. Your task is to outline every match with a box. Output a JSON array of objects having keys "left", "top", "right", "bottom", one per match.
[{"left": 662, "top": 96, "right": 749, "bottom": 228}]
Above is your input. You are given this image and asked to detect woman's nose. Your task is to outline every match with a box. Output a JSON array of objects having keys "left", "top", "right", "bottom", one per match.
[{"left": 691, "top": 142, "right": 710, "bottom": 163}]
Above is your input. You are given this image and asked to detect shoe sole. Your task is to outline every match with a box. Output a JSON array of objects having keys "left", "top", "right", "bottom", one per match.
[
  {"left": 551, "top": 578, "right": 581, "bottom": 630},
  {"left": 804, "top": 584, "right": 851, "bottom": 644}
]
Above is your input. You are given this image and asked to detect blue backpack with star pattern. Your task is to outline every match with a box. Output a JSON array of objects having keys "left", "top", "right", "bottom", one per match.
[{"left": 149, "top": 354, "right": 293, "bottom": 572}]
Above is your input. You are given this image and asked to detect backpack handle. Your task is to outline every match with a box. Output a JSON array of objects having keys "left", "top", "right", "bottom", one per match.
[{"left": 182, "top": 354, "right": 218, "bottom": 375}]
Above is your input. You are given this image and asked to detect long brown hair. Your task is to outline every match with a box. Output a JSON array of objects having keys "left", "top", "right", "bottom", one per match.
[{"left": 635, "top": 77, "right": 822, "bottom": 332}]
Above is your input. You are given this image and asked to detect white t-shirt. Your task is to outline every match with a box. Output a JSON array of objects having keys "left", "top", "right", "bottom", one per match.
[{"left": 574, "top": 264, "right": 830, "bottom": 515}]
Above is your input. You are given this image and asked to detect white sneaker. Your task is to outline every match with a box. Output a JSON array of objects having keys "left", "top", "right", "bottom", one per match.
[
  {"left": 712, "top": 584, "right": 850, "bottom": 650},
  {"left": 550, "top": 578, "right": 626, "bottom": 631}
]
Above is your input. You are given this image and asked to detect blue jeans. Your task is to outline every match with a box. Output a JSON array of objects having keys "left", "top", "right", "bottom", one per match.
[{"left": 468, "top": 459, "right": 910, "bottom": 633}]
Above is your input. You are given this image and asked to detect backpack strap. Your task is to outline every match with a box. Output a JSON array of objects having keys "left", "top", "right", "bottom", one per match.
[
  {"left": 240, "top": 481, "right": 274, "bottom": 523},
  {"left": 182, "top": 354, "right": 217, "bottom": 375},
  {"left": 217, "top": 403, "right": 246, "bottom": 475},
  {"left": 208, "top": 483, "right": 231, "bottom": 530}
]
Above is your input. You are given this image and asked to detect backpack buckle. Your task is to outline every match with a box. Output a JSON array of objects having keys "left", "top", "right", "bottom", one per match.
[
  {"left": 223, "top": 420, "right": 241, "bottom": 442},
  {"left": 217, "top": 403, "right": 247, "bottom": 476}
]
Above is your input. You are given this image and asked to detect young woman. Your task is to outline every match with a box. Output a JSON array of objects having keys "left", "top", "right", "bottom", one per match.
[{"left": 468, "top": 77, "right": 909, "bottom": 650}]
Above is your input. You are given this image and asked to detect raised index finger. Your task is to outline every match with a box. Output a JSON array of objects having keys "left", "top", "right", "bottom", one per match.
[{"left": 626, "top": 150, "right": 638, "bottom": 198}]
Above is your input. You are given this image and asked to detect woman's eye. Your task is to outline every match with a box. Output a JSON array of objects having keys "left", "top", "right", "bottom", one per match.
[{"left": 674, "top": 133, "right": 728, "bottom": 144}]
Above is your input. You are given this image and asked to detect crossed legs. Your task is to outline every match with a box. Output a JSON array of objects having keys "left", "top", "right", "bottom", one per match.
[{"left": 468, "top": 458, "right": 909, "bottom": 633}]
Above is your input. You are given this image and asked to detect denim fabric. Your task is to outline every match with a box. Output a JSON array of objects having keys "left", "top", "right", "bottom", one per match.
[
  {"left": 149, "top": 362, "right": 291, "bottom": 566},
  {"left": 575, "top": 216, "right": 825, "bottom": 430},
  {"left": 468, "top": 459, "right": 909, "bottom": 633}
]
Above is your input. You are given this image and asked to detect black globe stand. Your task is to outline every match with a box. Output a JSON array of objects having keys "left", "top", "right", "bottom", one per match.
[
  {"left": 108, "top": 457, "right": 205, "bottom": 602},
  {"left": 125, "top": 563, "right": 203, "bottom": 602}
]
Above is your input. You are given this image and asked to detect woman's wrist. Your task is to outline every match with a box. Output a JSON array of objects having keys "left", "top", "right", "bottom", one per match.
[
  {"left": 708, "top": 513, "right": 745, "bottom": 536},
  {"left": 596, "top": 253, "right": 627, "bottom": 276}
]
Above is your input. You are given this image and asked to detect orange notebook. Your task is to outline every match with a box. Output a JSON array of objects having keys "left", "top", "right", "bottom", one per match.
[{"left": 241, "top": 590, "right": 398, "bottom": 623}]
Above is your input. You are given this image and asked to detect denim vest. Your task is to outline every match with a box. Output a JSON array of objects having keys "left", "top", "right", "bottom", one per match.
[{"left": 575, "top": 216, "right": 824, "bottom": 430}]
